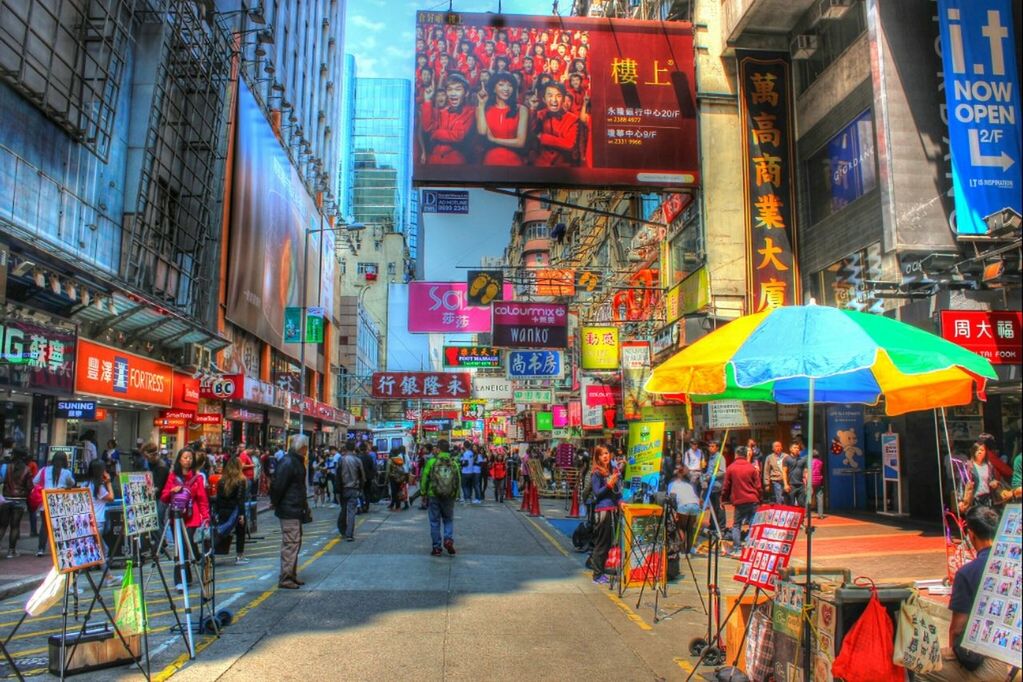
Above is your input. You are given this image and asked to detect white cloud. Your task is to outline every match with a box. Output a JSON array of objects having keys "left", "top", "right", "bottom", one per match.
[{"left": 349, "top": 15, "right": 385, "bottom": 31}]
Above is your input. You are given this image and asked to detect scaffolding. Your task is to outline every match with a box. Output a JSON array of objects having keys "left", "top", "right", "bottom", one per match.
[
  {"left": 120, "top": 0, "right": 233, "bottom": 328},
  {"left": 0, "top": 0, "right": 138, "bottom": 161}
]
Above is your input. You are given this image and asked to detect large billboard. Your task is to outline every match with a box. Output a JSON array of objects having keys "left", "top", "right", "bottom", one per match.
[
  {"left": 226, "top": 81, "right": 332, "bottom": 354},
  {"left": 937, "top": 0, "right": 1021, "bottom": 235},
  {"left": 413, "top": 12, "right": 697, "bottom": 189}
]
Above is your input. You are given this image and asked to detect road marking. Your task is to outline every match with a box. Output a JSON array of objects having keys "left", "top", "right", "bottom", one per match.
[
  {"left": 603, "top": 591, "right": 654, "bottom": 631},
  {"left": 674, "top": 657, "right": 694, "bottom": 672},
  {"left": 523, "top": 516, "right": 569, "bottom": 557},
  {"left": 257, "top": 571, "right": 274, "bottom": 581},
  {"left": 153, "top": 532, "right": 344, "bottom": 681}
]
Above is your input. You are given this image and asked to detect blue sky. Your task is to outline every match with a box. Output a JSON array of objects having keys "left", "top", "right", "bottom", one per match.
[{"left": 345, "top": 0, "right": 557, "bottom": 79}]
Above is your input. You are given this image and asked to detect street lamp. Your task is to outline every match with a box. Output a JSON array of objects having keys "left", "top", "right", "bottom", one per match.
[{"left": 296, "top": 217, "right": 364, "bottom": 439}]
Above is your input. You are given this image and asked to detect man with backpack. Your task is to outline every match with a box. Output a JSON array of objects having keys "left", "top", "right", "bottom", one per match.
[{"left": 419, "top": 439, "right": 460, "bottom": 556}]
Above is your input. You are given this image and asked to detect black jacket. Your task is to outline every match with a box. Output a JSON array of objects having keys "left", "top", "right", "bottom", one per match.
[
  {"left": 215, "top": 478, "right": 248, "bottom": 519},
  {"left": 270, "top": 450, "right": 307, "bottom": 520}
]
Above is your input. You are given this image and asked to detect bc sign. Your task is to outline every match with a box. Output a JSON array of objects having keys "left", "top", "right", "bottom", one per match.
[
  {"left": 938, "top": 0, "right": 1021, "bottom": 235},
  {"left": 506, "top": 350, "right": 564, "bottom": 379}
]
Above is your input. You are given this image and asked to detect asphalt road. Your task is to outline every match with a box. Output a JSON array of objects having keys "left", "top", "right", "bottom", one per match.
[{"left": 1, "top": 498, "right": 732, "bottom": 681}]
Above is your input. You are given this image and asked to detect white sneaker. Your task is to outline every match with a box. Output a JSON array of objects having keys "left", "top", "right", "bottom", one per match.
[{"left": 175, "top": 583, "right": 185, "bottom": 592}]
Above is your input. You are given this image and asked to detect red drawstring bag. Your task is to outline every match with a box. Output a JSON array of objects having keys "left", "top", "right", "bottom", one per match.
[
  {"left": 605, "top": 546, "right": 621, "bottom": 570},
  {"left": 832, "top": 582, "right": 904, "bottom": 682}
]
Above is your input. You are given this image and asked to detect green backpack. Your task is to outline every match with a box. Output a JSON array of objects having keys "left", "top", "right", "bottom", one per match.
[{"left": 429, "top": 456, "right": 458, "bottom": 499}]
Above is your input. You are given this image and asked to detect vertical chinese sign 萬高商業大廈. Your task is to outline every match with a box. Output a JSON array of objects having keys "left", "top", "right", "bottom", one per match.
[{"left": 738, "top": 52, "right": 800, "bottom": 312}]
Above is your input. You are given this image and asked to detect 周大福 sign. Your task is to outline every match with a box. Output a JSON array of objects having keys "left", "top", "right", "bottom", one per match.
[
  {"left": 371, "top": 372, "right": 473, "bottom": 400},
  {"left": 506, "top": 350, "right": 564, "bottom": 379},
  {"left": 492, "top": 303, "right": 568, "bottom": 348},
  {"left": 940, "top": 310, "right": 1022, "bottom": 364},
  {"left": 413, "top": 12, "right": 697, "bottom": 190}
]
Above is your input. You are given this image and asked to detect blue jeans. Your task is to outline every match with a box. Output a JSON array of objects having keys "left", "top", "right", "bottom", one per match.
[
  {"left": 428, "top": 497, "right": 454, "bottom": 549},
  {"left": 461, "top": 473, "right": 476, "bottom": 501},
  {"left": 338, "top": 490, "right": 359, "bottom": 538},
  {"left": 731, "top": 503, "right": 759, "bottom": 552},
  {"left": 771, "top": 481, "right": 785, "bottom": 505}
]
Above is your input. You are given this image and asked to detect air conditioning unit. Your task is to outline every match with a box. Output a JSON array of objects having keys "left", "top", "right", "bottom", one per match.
[
  {"left": 790, "top": 34, "right": 819, "bottom": 60},
  {"left": 182, "top": 343, "right": 211, "bottom": 369},
  {"left": 817, "top": 0, "right": 854, "bottom": 21}
]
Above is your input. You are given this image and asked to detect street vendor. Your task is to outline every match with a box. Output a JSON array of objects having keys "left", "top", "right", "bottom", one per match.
[{"left": 920, "top": 506, "right": 1008, "bottom": 682}]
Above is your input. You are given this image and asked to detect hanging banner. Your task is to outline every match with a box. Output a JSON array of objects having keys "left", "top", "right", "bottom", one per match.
[
  {"left": 825, "top": 405, "right": 866, "bottom": 510},
  {"left": 506, "top": 350, "right": 564, "bottom": 379},
  {"left": 623, "top": 420, "right": 665, "bottom": 502},
  {"left": 371, "top": 372, "right": 472, "bottom": 400},
  {"left": 568, "top": 400, "right": 582, "bottom": 427},
  {"left": 462, "top": 400, "right": 486, "bottom": 420},
  {"left": 581, "top": 326, "right": 620, "bottom": 370},
  {"left": 580, "top": 377, "right": 604, "bottom": 430},
  {"left": 466, "top": 270, "right": 504, "bottom": 306},
  {"left": 738, "top": 51, "right": 801, "bottom": 312},
  {"left": 305, "top": 307, "right": 324, "bottom": 344},
  {"left": 706, "top": 400, "right": 777, "bottom": 429},
  {"left": 535, "top": 411, "right": 553, "bottom": 431},
  {"left": 937, "top": 0, "right": 1021, "bottom": 236},
  {"left": 443, "top": 346, "right": 502, "bottom": 368},
  {"left": 408, "top": 282, "right": 510, "bottom": 333},
  {"left": 413, "top": 12, "right": 698, "bottom": 190},
  {"left": 283, "top": 307, "right": 302, "bottom": 344},
  {"left": 552, "top": 405, "right": 568, "bottom": 428},
  {"left": 492, "top": 302, "right": 569, "bottom": 348},
  {"left": 576, "top": 270, "right": 601, "bottom": 294},
  {"left": 621, "top": 341, "right": 651, "bottom": 420}
]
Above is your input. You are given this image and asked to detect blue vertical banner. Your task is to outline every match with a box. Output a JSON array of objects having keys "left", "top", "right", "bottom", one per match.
[
  {"left": 938, "top": 0, "right": 1022, "bottom": 235},
  {"left": 825, "top": 405, "right": 865, "bottom": 510}
]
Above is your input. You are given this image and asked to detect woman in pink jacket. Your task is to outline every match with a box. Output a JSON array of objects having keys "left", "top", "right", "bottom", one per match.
[{"left": 160, "top": 448, "right": 210, "bottom": 590}]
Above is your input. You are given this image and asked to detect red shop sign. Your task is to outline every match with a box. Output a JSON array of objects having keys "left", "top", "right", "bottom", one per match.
[
  {"left": 160, "top": 409, "right": 195, "bottom": 421},
  {"left": 940, "top": 310, "right": 1022, "bottom": 364},
  {"left": 199, "top": 374, "right": 244, "bottom": 401},
  {"left": 192, "top": 413, "right": 223, "bottom": 425},
  {"left": 173, "top": 372, "right": 200, "bottom": 409},
  {"left": 75, "top": 339, "right": 173, "bottom": 407},
  {"left": 371, "top": 372, "right": 472, "bottom": 400}
]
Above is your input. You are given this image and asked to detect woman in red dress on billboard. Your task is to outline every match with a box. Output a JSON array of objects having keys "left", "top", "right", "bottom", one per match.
[{"left": 476, "top": 72, "right": 528, "bottom": 166}]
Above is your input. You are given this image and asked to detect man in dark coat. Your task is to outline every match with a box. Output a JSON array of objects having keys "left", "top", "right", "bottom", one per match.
[{"left": 270, "top": 434, "right": 308, "bottom": 589}]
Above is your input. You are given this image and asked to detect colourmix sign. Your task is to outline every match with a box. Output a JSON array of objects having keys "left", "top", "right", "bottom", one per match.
[{"left": 492, "top": 303, "right": 568, "bottom": 348}]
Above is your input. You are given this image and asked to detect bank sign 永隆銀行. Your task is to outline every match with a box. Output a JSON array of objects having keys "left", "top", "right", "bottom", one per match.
[{"left": 938, "top": 0, "right": 1021, "bottom": 235}]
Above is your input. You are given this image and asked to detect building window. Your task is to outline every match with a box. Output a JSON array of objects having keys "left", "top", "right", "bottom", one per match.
[
  {"left": 809, "top": 242, "right": 886, "bottom": 313},
  {"left": 357, "top": 262, "right": 378, "bottom": 275},
  {"left": 668, "top": 215, "right": 704, "bottom": 284},
  {"left": 795, "top": 1, "right": 867, "bottom": 94},
  {"left": 804, "top": 109, "right": 877, "bottom": 225},
  {"left": 524, "top": 222, "right": 550, "bottom": 241},
  {"left": 387, "top": 262, "right": 397, "bottom": 276}
]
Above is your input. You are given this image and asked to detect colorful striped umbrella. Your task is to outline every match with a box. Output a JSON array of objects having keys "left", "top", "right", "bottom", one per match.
[{"left": 644, "top": 305, "right": 996, "bottom": 415}]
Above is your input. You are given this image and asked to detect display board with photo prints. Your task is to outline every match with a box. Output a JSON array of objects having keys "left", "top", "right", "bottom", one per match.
[
  {"left": 733, "top": 504, "right": 806, "bottom": 592},
  {"left": 962, "top": 503, "right": 1022, "bottom": 666},
  {"left": 42, "top": 489, "right": 105, "bottom": 574},
  {"left": 120, "top": 472, "right": 160, "bottom": 537}
]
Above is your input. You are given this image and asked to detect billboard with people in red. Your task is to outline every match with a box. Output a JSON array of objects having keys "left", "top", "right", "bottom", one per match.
[{"left": 413, "top": 12, "right": 698, "bottom": 189}]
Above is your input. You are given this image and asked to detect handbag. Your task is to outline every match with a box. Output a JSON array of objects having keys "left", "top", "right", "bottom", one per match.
[
  {"left": 745, "top": 605, "right": 775, "bottom": 682},
  {"left": 892, "top": 591, "right": 943, "bottom": 674},
  {"left": 25, "top": 567, "right": 67, "bottom": 617},
  {"left": 28, "top": 484, "right": 43, "bottom": 513},
  {"left": 114, "top": 561, "right": 145, "bottom": 635},
  {"left": 832, "top": 583, "right": 904, "bottom": 682}
]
